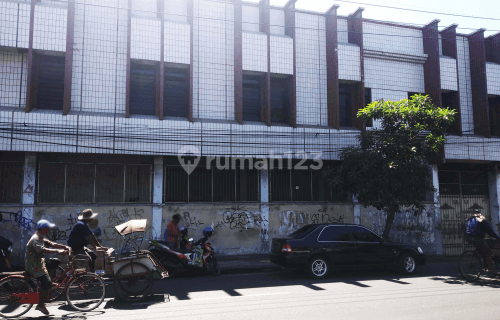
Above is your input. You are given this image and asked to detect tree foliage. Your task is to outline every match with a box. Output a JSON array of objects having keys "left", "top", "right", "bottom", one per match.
[{"left": 328, "top": 94, "right": 456, "bottom": 240}]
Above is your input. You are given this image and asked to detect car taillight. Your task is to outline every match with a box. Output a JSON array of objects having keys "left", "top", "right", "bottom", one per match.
[{"left": 282, "top": 243, "right": 292, "bottom": 253}]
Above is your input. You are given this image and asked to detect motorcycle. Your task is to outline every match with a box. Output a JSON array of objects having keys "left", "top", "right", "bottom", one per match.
[
  {"left": 0, "top": 236, "right": 14, "bottom": 273},
  {"left": 148, "top": 227, "right": 221, "bottom": 277}
]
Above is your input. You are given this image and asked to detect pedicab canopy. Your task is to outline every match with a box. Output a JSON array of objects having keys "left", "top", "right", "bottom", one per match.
[{"left": 115, "top": 219, "right": 148, "bottom": 235}]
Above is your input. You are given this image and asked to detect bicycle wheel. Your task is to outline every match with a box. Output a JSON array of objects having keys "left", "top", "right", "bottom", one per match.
[
  {"left": 66, "top": 273, "right": 105, "bottom": 312},
  {"left": 0, "top": 276, "right": 36, "bottom": 318},
  {"left": 114, "top": 262, "right": 153, "bottom": 301},
  {"left": 459, "top": 251, "right": 483, "bottom": 282},
  {"left": 49, "top": 266, "right": 67, "bottom": 302}
]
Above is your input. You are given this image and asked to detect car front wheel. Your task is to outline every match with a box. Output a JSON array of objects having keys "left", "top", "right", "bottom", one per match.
[
  {"left": 398, "top": 253, "right": 417, "bottom": 274},
  {"left": 308, "top": 256, "right": 330, "bottom": 279}
]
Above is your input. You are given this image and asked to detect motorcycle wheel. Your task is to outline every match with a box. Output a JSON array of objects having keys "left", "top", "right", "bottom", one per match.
[
  {"left": 160, "top": 258, "right": 177, "bottom": 278},
  {"left": 208, "top": 258, "right": 221, "bottom": 276}
]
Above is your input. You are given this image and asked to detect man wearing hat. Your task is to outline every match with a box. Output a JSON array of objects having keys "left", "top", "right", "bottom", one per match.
[
  {"left": 465, "top": 208, "right": 500, "bottom": 272},
  {"left": 67, "top": 209, "right": 102, "bottom": 272},
  {"left": 25, "top": 219, "right": 70, "bottom": 315}
]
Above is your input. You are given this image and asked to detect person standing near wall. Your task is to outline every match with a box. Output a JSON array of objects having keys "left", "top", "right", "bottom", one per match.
[{"left": 164, "top": 214, "right": 181, "bottom": 249}]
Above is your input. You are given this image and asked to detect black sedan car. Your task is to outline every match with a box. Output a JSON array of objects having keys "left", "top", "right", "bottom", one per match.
[{"left": 269, "top": 223, "right": 426, "bottom": 278}]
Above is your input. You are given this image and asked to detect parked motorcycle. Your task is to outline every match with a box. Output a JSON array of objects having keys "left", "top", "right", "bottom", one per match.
[
  {"left": 148, "top": 227, "right": 221, "bottom": 277},
  {"left": 0, "top": 236, "right": 14, "bottom": 273}
]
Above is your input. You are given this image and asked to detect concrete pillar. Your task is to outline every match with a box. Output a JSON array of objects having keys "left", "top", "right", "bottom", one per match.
[
  {"left": 20, "top": 152, "right": 37, "bottom": 262},
  {"left": 431, "top": 164, "right": 443, "bottom": 255},
  {"left": 152, "top": 156, "right": 163, "bottom": 240},
  {"left": 488, "top": 166, "right": 500, "bottom": 234},
  {"left": 353, "top": 195, "right": 361, "bottom": 225},
  {"left": 260, "top": 168, "right": 269, "bottom": 252}
]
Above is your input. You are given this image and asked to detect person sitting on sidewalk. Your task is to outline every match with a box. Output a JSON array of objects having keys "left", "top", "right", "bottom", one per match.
[
  {"left": 465, "top": 209, "right": 500, "bottom": 272},
  {"left": 25, "top": 219, "right": 70, "bottom": 315},
  {"left": 67, "top": 209, "right": 102, "bottom": 272},
  {"left": 164, "top": 214, "right": 181, "bottom": 249}
]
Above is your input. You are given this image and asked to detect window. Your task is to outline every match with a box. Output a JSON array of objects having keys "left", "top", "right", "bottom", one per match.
[
  {"left": 271, "top": 75, "right": 290, "bottom": 124},
  {"left": 489, "top": 95, "right": 500, "bottom": 137},
  {"left": 243, "top": 73, "right": 262, "bottom": 122},
  {"left": 441, "top": 90, "right": 460, "bottom": 134},
  {"left": 130, "top": 60, "right": 157, "bottom": 115},
  {"left": 242, "top": 5, "right": 259, "bottom": 33},
  {"left": 439, "top": 170, "right": 489, "bottom": 196},
  {"left": 38, "top": 157, "right": 152, "bottom": 204},
  {"left": 287, "top": 225, "right": 317, "bottom": 239},
  {"left": 318, "top": 226, "right": 353, "bottom": 242},
  {"left": 365, "top": 88, "right": 372, "bottom": 127},
  {"left": 164, "top": 157, "right": 260, "bottom": 203},
  {"left": 164, "top": 65, "right": 189, "bottom": 118},
  {"left": 270, "top": 160, "right": 349, "bottom": 202},
  {"left": 36, "top": 54, "right": 65, "bottom": 110},
  {"left": 353, "top": 227, "right": 380, "bottom": 242},
  {"left": 0, "top": 161, "right": 23, "bottom": 204},
  {"left": 339, "top": 82, "right": 353, "bottom": 127}
]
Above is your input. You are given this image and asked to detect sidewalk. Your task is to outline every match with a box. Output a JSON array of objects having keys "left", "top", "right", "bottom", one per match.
[{"left": 217, "top": 254, "right": 459, "bottom": 275}]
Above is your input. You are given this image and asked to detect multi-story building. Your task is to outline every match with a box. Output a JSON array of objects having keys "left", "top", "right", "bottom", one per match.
[{"left": 1, "top": 0, "right": 500, "bottom": 262}]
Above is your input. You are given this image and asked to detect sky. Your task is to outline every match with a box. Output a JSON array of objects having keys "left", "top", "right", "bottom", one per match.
[{"left": 245, "top": 0, "right": 500, "bottom": 37}]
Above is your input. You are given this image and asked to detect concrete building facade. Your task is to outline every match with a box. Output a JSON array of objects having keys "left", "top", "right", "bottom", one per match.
[{"left": 1, "top": 0, "right": 500, "bottom": 262}]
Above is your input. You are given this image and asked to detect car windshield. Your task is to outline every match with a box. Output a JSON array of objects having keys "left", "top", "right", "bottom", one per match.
[{"left": 287, "top": 225, "right": 317, "bottom": 239}]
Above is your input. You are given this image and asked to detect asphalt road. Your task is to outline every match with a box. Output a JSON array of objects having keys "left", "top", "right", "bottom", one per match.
[{"left": 18, "top": 261, "right": 500, "bottom": 320}]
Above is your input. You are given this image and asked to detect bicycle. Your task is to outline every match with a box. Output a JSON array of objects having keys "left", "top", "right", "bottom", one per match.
[
  {"left": 458, "top": 239, "right": 500, "bottom": 282},
  {"left": 0, "top": 254, "right": 105, "bottom": 318}
]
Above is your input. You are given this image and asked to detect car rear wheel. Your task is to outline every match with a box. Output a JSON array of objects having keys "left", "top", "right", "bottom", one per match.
[
  {"left": 308, "top": 257, "right": 329, "bottom": 279},
  {"left": 398, "top": 253, "right": 417, "bottom": 274}
]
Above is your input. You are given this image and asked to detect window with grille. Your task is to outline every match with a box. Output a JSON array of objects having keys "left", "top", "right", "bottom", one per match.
[
  {"left": 35, "top": 54, "right": 65, "bottom": 110},
  {"left": 271, "top": 75, "right": 290, "bottom": 124},
  {"left": 0, "top": 161, "right": 23, "bottom": 203},
  {"left": 243, "top": 73, "right": 263, "bottom": 122},
  {"left": 164, "top": 157, "right": 260, "bottom": 202},
  {"left": 489, "top": 95, "right": 500, "bottom": 137},
  {"left": 164, "top": 65, "right": 189, "bottom": 118},
  {"left": 130, "top": 60, "right": 158, "bottom": 115},
  {"left": 339, "top": 82, "right": 353, "bottom": 127},
  {"left": 269, "top": 161, "right": 349, "bottom": 202},
  {"left": 442, "top": 90, "right": 460, "bottom": 134},
  {"left": 365, "top": 88, "right": 372, "bottom": 127},
  {"left": 38, "top": 161, "right": 151, "bottom": 204}
]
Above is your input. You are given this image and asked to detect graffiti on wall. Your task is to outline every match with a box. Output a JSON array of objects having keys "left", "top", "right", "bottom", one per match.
[
  {"left": 182, "top": 212, "right": 205, "bottom": 230},
  {"left": 0, "top": 210, "right": 36, "bottom": 232},
  {"left": 48, "top": 214, "right": 78, "bottom": 242},
  {"left": 216, "top": 206, "right": 268, "bottom": 232},
  {"left": 279, "top": 208, "right": 346, "bottom": 234}
]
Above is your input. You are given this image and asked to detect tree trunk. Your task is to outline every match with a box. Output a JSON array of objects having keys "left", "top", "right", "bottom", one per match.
[{"left": 382, "top": 211, "right": 396, "bottom": 241}]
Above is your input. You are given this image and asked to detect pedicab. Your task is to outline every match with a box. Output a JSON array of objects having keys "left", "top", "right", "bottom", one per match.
[{"left": 109, "top": 219, "right": 169, "bottom": 301}]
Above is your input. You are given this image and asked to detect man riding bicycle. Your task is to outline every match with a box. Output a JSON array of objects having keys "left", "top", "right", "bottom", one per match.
[
  {"left": 465, "top": 209, "right": 500, "bottom": 272},
  {"left": 25, "top": 219, "right": 70, "bottom": 315}
]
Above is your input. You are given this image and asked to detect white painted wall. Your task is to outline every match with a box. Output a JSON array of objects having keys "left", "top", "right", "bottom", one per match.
[
  {"left": 295, "top": 12, "right": 327, "bottom": 126},
  {"left": 337, "top": 18, "right": 348, "bottom": 43},
  {"left": 33, "top": 4, "right": 67, "bottom": 52},
  {"left": 270, "top": 35, "right": 293, "bottom": 75},
  {"left": 242, "top": 5, "right": 259, "bottom": 33},
  {"left": 440, "top": 56, "right": 458, "bottom": 91},
  {"left": 0, "top": 50, "right": 27, "bottom": 109},
  {"left": 242, "top": 32, "right": 267, "bottom": 73},
  {"left": 338, "top": 43, "right": 361, "bottom": 81},
  {"left": 270, "top": 9, "right": 285, "bottom": 35},
  {"left": 487, "top": 62, "right": 500, "bottom": 95},
  {"left": 363, "top": 22, "right": 424, "bottom": 55},
  {"left": 456, "top": 36, "right": 474, "bottom": 134},
  {"left": 165, "top": 0, "right": 188, "bottom": 23}
]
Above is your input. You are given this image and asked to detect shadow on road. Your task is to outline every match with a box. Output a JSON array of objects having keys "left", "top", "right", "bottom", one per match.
[{"left": 153, "top": 261, "right": 462, "bottom": 301}]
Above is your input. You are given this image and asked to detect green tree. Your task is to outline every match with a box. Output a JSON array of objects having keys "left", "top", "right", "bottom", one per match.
[{"left": 328, "top": 94, "right": 456, "bottom": 240}]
